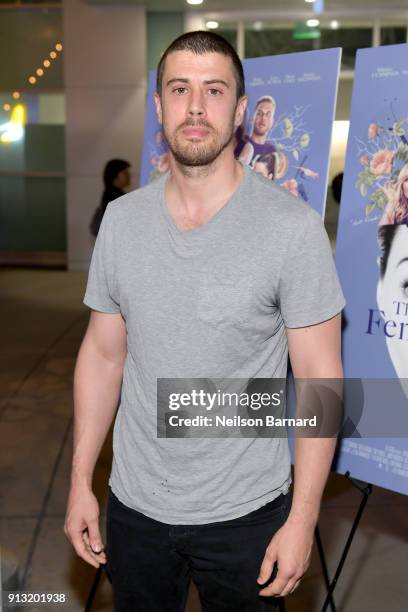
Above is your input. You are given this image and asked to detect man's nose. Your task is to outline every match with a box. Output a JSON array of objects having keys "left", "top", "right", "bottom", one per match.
[{"left": 188, "top": 90, "right": 205, "bottom": 116}]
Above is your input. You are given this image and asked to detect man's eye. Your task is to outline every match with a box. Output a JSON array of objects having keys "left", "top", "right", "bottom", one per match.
[
  {"left": 209, "top": 88, "right": 222, "bottom": 95},
  {"left": 173, "top": 87, "right": 187, "bottom": 94}
]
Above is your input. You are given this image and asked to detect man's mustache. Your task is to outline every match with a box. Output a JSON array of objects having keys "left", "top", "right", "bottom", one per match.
[{"left": 177, "top": 119, "right": 214, "bottom": 131}]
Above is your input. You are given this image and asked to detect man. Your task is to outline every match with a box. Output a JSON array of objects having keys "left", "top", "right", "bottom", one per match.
[
  {"left": 65, "top": 31, "right": 345, "bottom": 611},
  {"left": 235, "top": 95, "right": 277, "bottom": 170}
]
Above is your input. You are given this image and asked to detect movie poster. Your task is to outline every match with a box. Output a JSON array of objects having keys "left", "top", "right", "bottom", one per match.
[
  {"left": 235, "top": 48, "right": 340, "bottom": 216},
  {"left": 335, "top": 44, "right": 408, "bottom": 495},
  {"left": 140, "top": 48, "right": 341, "bottom": 217}
]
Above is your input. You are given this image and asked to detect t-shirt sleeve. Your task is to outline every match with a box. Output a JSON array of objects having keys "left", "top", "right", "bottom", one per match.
[
  {"left": 279, "top": 207, "right": 345, "bottom": 328},
  {"left": 83, "top": 203, "right": 121, "bottom": 314}
]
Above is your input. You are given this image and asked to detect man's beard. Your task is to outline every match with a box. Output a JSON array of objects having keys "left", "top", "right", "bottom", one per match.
[
  {"left": 163, "top": 115, "right": 236, "bottom": 167},
  {"left": 253, "top": 124, "right": 268, "bottom": 137}
]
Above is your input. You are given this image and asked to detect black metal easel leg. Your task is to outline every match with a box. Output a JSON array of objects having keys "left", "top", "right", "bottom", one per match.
[
  {"left": 84, "top": 565, "right": 103, "bottom": 612},
  {"left": 315, "top": 525, "right": 336, "bottom": 612},
  {"left": 320, "top": 471, "right": 373, "bottom": 612}
]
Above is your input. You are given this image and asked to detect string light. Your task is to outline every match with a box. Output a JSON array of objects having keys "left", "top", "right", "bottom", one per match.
[{"left": 7, "top": 42, "right": 63, "bottom": 104}]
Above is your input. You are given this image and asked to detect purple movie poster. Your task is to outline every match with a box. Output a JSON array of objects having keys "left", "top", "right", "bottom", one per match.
[{"left": 335, "top": 45, "right": 408, "bottom": 495}]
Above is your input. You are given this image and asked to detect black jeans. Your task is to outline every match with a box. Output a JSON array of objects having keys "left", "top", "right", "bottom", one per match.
[{"left": 105, "top": 487, "right": 292, "bottom": 612}]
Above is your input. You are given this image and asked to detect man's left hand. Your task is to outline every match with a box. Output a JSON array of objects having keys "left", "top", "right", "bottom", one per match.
[{"left": 257, "top": 515, "right": 315, "bottom": 597}]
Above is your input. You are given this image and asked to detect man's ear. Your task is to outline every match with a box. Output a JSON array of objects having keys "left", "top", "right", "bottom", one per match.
[
  {"left": 154, "top": 92, "right": 163, "bottom": 125},
  {"left": 235, "top": 95, "right": 248, "bottom": 129}
]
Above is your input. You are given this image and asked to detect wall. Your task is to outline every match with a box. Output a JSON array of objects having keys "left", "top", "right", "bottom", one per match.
[
  {"left": 147, "top": 12, "right": 184, "bottom": 72},
  {"left": 63, "top": 0, "right": 146, "bottom": 270}
]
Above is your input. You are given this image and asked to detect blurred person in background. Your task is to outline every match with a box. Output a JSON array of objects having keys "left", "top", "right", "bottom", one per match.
[
  {"left": 90, "top": 159, "right": 131, "bottom": 237},
  {"left": 331, "top": 172, "right": 343, "bottom": 205}
]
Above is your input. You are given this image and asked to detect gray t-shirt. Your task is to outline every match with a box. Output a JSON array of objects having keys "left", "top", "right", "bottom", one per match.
[{"left": 83, "top": 165, "right": 345, "bottom": 524}]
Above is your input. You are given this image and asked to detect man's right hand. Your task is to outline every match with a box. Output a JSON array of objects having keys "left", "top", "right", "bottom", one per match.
[{"left": 64, "top": 486, "right": 107, "bottom": 568}]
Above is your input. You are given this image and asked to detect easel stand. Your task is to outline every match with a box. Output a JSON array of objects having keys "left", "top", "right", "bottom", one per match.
[
  {"left": 84, "top": 565, "right": 103, "bottom": 612},
  {"left": 315, "top": 471, "right": 373, "bottom": 612}
]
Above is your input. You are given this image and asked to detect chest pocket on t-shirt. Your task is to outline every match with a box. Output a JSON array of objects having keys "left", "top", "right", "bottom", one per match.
[{"left": 196, "top": 278, "right": 253, "bottom": 328}]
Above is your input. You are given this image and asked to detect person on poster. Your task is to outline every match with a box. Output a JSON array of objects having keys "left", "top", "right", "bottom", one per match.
[
  {"left": 64, "top": 30, "right": 345, "bottom": 610},
  {"left": 235, "top": 95, "right": 277, "bottom": 173},
  {"left": 377, "top": 166, "right": 408, "bottom": 389},
  {"left": 379, "top": 164, "right": 408, "bottom": 225},
  {"left": 253, "top": 151, "right": 277, "bottom": 180},
  {"left": 377, "top": 221, "right": 408, "bottom": 390},
  {"left": 355, "top": 125, "right": 408, "bottom": 396},
  {"left": 149, "top": 128, "right": 170, "bottom": 181}
]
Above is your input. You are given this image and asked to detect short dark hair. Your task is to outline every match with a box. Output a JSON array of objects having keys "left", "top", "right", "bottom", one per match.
[
  {"left": 255, "top": 152, "right": 276, "bottom": 176},
  {"left": 255, "top": 95, "right": 276, "bottom": 110},
  {"left": 156, "top": 30, "right": 245, "bottom": 101},
  {"left": 103, "top": 159, "right": 130, "bottom": 188},
  {"left": 377, "top": 223, "right": 408, "bottom": 278}
]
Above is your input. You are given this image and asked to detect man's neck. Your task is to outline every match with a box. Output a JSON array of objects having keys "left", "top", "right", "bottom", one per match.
[
  {"left": 250, "top": 132, "right": 267, "bottom": 145},
  {"left": 164, "top": 150, "right": 244, "bottom": 231}
]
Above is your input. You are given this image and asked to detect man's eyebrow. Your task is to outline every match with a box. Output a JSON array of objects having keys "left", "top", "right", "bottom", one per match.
[
  {"left": 166, "top": 78, "right": 189, "bottom": 86},
  {"left": 204, "top": 79, "right": 229, "bottom": 88},
  {"left": 166, "top": 78, "right": 229, "bottom": 88},
  {"left": 397, "top": 257, "right": 408, "bottom": 267}
]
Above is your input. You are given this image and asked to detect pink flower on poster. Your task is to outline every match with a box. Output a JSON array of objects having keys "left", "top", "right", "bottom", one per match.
[
  {"left": 281, "top": 178, "right": 299, "bottom": 197},
  {"left": 369, "top": 149, "right": 394, "bottom": 176}
]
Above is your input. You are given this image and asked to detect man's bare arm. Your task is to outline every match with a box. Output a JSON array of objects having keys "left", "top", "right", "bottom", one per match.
[
  {"left": 288, "top": 312, "right": 343, "bottom": 526},
  {"left": 64, "top": 310, "right": 127, "bottom": 568},
  {"left": 258, "top": 313, "right": 343, "bottom": 597}
]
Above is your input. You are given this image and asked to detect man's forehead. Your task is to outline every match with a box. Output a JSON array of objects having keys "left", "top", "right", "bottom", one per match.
[
  {"left": 389, "top": 227, "right": 407, "bottom": 264},
  {"left": 257, "top": 102, "right": 274, "bottom": 112},
  {"left": 163, "top": 50, "right": 235, "bottom": 80}
]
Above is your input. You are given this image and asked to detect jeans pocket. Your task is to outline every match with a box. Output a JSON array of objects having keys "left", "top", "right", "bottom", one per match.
[
  {"left": 231, "top": 494, "right": 289, "bottom": 527},
  {"left": 279, "top": 489, "right": 292, "bottom": 523}
]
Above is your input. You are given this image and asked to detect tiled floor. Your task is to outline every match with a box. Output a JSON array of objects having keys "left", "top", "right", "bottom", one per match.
[{"left": 0, "top": 268, "right": 407, "bottom": 611}]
